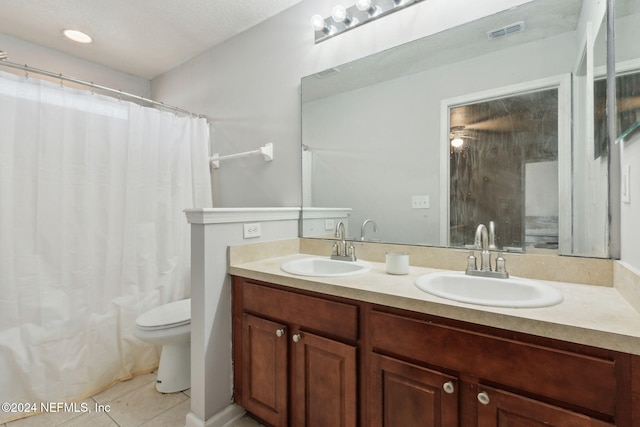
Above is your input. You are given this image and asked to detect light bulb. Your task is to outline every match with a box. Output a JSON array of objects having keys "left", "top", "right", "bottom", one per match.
[
  {"left": 332, "top": 5, "right": 350, "bottom": 23},
  {"left": 311, "top": 14, "right": 328, "bottom": 32},
  {"left": 356, "top": 0, "right": 376, "bottom": 13},
  {"left": 451, "top": 137, "right": 464, "bottom": 148}
]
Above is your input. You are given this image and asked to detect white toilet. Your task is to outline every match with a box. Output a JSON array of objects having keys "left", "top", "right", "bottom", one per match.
[{"left": 134, "top": 298, "right": 191, "bottom": 393}]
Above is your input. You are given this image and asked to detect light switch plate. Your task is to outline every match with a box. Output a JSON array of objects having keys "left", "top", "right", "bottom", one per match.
[
  {"left": 412, "top": 195, "right": 430, "bottom": 209},
  {"left": 622, "top": 164, "right": 631, "bottom": 204}
]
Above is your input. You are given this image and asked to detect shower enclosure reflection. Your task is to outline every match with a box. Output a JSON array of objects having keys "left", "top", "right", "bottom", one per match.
[{"left": 449, "top": 88, "right": 559, "bottom": 251}]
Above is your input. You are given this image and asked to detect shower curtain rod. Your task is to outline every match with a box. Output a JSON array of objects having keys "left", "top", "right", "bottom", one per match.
[{"left": 0, "top": 59, "right": 210, "bottom": 121}]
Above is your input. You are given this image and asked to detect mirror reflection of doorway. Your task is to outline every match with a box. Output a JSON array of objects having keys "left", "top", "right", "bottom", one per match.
[{"left": 449, "top": 88, "right": 559, "bottom": 251}]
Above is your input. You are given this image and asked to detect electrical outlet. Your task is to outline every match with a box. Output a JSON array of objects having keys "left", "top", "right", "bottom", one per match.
[
  {"left": 243, "top": 223, "right": 261, "bottom": 239},
  {"left": 325, "top": 219, "right": 335, "bottom": 230},
  {"left": 412, "top": 195, "right": 430, "bottom": 209}
]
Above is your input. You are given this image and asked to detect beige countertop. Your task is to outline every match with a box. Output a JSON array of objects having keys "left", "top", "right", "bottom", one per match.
[{"left": 230, "top": 253, "right": 640, "bottom": 356}]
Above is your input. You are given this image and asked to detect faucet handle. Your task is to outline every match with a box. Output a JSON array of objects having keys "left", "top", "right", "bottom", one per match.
[
  {"left": 348, "top": 244, "right": 357, "bottom": 261},
  {"left": 495, "top": 253, "right": 506, "bottom": 273},
  {"left": 466, "top": 251, "right": 477, "bottom": 272},
  {"left": 331, "top": 242, "right": 339, "bottom": 256}
]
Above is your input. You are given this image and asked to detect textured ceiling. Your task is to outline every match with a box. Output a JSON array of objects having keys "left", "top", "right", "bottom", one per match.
[{"left": 0, "top": 0, "right": 305, "bottom": 79}]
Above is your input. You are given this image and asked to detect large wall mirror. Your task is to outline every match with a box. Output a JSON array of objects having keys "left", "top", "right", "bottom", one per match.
[
  {"left": 301, "top": 0, "right": 614, "bottom": 258},
  {"left": 614, "top": 0, "right": 640, "bottom": 141}
]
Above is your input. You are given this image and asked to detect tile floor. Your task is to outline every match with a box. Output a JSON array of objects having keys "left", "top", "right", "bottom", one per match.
[{"left": 2, "top": 372, "right": 264, "bottom": 427}]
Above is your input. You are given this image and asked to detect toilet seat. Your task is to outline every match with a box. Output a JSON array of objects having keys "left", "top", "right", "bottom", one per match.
[{"left": 136, "top": 299, "right": 191, "bottom": 330}]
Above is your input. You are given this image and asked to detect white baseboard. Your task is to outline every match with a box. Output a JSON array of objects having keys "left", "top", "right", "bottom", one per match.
[{"left": 184, "top": 404, "right": 246, "bottom": 427}]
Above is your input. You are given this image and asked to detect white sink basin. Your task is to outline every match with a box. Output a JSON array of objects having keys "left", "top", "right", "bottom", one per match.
[
  {"left": 415, "top": 271, "right": 563, "bottom": 308},
  {"left": 281, "top": 257, "right": 372, "bottom": 277}
]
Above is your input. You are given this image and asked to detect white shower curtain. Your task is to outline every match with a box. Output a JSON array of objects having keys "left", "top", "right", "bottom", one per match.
[{"left": 0, "top": 70, "right": 212, "bottom": 420}]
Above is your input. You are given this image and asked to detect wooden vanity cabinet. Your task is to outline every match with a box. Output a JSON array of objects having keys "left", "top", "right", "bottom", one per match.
[
  {"left": 368, "top": 352, "right": 459, "bottom": 426},
  {"left": 233, "top": 276, "right": 639, "bottom": 427},
  {"left": 240, "top": 313, "right": 288, "bottom": 426},
  {"left": 367, "top": 306, "right": 633, "bottom": 427},
  {"left": 232, "top": 277, "right": 358, "bottom": 427},
  {"left": 475, "top": 385, "right": 614, "bottom": 427}
]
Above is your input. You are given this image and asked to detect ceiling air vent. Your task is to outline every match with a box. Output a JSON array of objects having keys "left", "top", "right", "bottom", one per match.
[{"left": 487, "top": 21, "right": 525, "bottom": 40}]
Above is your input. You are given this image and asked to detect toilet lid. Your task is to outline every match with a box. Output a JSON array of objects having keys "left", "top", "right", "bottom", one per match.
[{"left": 136, "top": 299, "right": 191, "bottom": 329}]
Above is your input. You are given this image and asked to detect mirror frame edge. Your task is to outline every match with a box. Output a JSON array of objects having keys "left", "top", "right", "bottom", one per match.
[{"left": 607, "top": 0, "right": 621, "bottom": 259}]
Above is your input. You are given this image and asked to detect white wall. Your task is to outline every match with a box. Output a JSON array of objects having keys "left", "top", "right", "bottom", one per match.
[
  {"left": 0, "top": 32, "right": 150, "bottom": 97},
  {"left": 185, "top": 209, "right": 299, "bottom": 425},
  {"left": 621, "top": 134, "right": 640, "bottom": 271},
  {"left": 526, "top": 161, "right": 559, "bottom": 216},
  {"left": 151, "top": 0, "right": 532, "bottom": 208}
]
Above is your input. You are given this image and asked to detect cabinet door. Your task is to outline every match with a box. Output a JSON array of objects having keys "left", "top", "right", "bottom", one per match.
[
  {"left": 242, "top": 314, "right": 288, "bottom": 427},
  {"left": 292, "top": 331, "right": 357, "bottom": 427},
  {"left": 369, "top": 353, "right": 459, "bottom": 427},
  {"left": 476, "top": 385, "right": 614, "bottom": 427}
]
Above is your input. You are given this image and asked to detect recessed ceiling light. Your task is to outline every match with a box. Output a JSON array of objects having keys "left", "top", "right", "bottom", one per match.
[{"left": 63, "top": 29, "right": 93, "bottom": 44}]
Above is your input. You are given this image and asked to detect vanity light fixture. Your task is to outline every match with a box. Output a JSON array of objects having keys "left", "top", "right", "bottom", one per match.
[
  {"left": 332, "top": 5, "right": 354, "bottom": 25},
  {"left": 356, "top": 0, "right": 379, "bottom": 15},
  {"left": 311, "top": 14, "right": 333, "bottom": 35},
  {"left": 63, "top": 29, "right": 93, "bottom": 44},
  {"left": 311, "top": 0, "right": 425, "bottom": 44}
]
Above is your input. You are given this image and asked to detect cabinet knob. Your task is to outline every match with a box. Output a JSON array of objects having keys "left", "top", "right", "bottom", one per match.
[
  {"left": 477, "top": 391, "right": 490, "bottom": 405},
  {"left": 442, "top": 381, "right": 455, "bottom": 394},
  {"left": 292, "top": 333, "right": 301, "bottom": 343},
  {"left": 276, "top": 329, "right": 285, "bottom": 337}
]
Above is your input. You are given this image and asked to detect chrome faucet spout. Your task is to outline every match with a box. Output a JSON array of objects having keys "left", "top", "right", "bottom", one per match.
[
  {"left": 474, "top": 224, "right": 489, "bottom": 250},
  {"left": 360, "top": 219, "right": 378, "bottom": 241},
  {"left": 488, "top": 220, "right": 497, "bottom": 250},
  {"left": 335, "top": 221, "right": 346, "bottom": 255},
  {"left": 474, "top": 224, "right": 491, "bottom": 272}
]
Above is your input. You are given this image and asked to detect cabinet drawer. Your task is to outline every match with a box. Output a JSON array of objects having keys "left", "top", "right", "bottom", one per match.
[
  {"left": 243, "top": 281, "right": 358, "bottom": 342},
  {"left": 369, "top": 309, "right": 617, "bottom": 417},
  {"left": 476, "top": 385, "right": 615, "bottom": 427}
]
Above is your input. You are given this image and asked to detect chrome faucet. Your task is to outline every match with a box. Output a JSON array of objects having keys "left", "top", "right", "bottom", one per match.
[
  {"left": 360, "top": 219, "right": 378, "bottom": 241},
  {"left": 331, "top": 221, "right": 357, "bottom": 261},
  {"left": 336, "top": 221, "right": 346, "bottom": 255},
  {"left": 466, "top": 223, "right": 508, "bottom": 278},
  {"left": 475, "top": 224, "right": 491, "bottom": 272},
  {"left": 488, "top": 220, "right": 497, "bottom": 250}
]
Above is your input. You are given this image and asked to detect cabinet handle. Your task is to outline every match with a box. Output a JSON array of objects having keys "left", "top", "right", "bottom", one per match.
[
  {"left": 292, "top": 333, "right": 301, "bottom": 343},
  {"left": 442, "top": 381, "right": 455, "bottom": 394},
  {"left": 276, "top": 329, "right": 285, "bottom": 337},
  {"left": 477, "top": 391, "right": 490, "bottom": 405}
]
